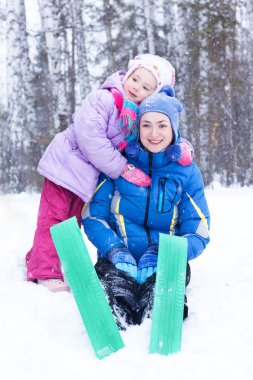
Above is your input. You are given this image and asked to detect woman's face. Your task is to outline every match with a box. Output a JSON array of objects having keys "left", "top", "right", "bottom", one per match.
[{"left": 139, "top": 112, "right": 174, "bottom": 153}]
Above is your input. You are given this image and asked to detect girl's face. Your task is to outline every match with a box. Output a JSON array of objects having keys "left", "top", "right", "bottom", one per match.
[
  {"left": 123, "top": 68, "right": 157, "bottom": 103},
  {"left": 140, "top": 112, "right": 174, "bottom": 153}
]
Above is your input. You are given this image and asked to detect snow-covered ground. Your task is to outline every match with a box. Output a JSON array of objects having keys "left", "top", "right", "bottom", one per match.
[{"left": 0, "top": 185, "right": 252, "bottom": 380}]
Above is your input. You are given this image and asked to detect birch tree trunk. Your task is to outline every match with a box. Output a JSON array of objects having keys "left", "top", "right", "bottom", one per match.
[
  {"left": 143, "top": 0, "right": 155, "bottom": 54},
  {"left": 162, "top": 0, "right": 180, "bottom": 69},
  {"left": 38, "top": 0, "right": 71, "bottom": 126},
  {"left": 231, "top": 0, "right": 253, "bottom": 185},
  {"left": 75, "top": 0, "right": 91, "bottom": 103},
  {"left": 134, "top": 0, "right": 148, "bottom": 55},
  {"left": 4, "top": 0, "right": 36, "bottom": 192}
]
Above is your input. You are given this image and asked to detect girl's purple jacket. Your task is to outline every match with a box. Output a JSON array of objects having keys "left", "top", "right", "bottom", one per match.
[{"left": 38, "top": 71, "right": 127, "bottom": 202}]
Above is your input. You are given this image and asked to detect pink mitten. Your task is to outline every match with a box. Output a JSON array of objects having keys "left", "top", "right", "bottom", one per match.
[
  {"left": 121, "top": 164, "right": 151, "bottom": 187},
  {"left": 177, "top": 138, "right": 194, "bottom": 166}
]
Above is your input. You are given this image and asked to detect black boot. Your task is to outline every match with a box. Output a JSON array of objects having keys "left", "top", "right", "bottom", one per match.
[
  {"left": 135, "top": 274, "right": 156, "bottom": 324},
  {"left": 184, "top": 262, "right": 191, "bottom": 319},
  {"left": 184, "top": 295, "right": 189, "bottom": 319},
  {"left": 136, "top": 273, "right": 189, "bottom": 323},
  {"left": 186, "top": 262, "right": 191, "bottom": 287},
  {"left": 95, "top": 259, "right": 138, "bottom": 330}
]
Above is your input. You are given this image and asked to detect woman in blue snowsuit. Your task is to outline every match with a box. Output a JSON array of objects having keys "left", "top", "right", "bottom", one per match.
[{"left": 82, "top": 86, "right": 210, "bottom": 329}]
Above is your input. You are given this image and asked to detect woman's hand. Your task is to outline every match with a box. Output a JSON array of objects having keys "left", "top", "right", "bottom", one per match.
[
  {"left": 137, "top": 245, "right": 158, "bottom": 284},
  {"left": 107, "top": 246, "right": 137, "bottom": 279}
]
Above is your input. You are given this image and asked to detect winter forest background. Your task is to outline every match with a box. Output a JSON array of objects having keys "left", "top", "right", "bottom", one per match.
[{"left": 0, "top": 0, "right": 252, "bottom": 194}]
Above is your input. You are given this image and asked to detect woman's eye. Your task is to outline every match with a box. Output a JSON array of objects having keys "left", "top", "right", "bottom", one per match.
[
  {"left": 141, "top": 124, "right": 150, "bottom": 128},
  {"left": 160, "top": 124, "right": 168, "bottom": 128}
]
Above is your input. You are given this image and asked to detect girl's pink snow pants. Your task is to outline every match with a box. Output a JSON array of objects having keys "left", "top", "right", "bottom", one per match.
[{"left": 26, "top": 178, "right": 83, "bottom": 281}]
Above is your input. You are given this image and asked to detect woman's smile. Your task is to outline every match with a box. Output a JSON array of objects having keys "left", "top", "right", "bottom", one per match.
[{"left": 140, "top": 112, "right": 174, "bottom": 153}]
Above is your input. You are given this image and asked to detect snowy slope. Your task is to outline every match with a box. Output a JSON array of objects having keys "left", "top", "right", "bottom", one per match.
[{"left": 0, "top": 185, "right": 252, "bottom": 380}]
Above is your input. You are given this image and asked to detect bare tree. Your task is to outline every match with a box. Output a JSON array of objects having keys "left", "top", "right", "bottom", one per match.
[
  {"left": 4, "top": 0, "right": 37, "bottom": 192},
  {"left": 143, "top": 0, "right": 155, "bottom": 54},
  {"left": 75, "top": 0, "right": 91, "bottom": 103},
  {"left": 134, "top": 0, "right": 147, "bottom": 55}
]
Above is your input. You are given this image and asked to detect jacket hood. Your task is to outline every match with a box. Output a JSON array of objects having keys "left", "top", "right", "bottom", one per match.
[
  {"left": 100, "top": 70, "right": 126, "bottom": 95},
  {"left": 127, "top": 145, "right": 171, "bottom": 170},
  {"left": 125, "top": 140, "right": 183, "bottom": 168}
]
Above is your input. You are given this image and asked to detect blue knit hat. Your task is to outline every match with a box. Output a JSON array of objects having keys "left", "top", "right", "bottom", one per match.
[{"left": 139, "top": 85, "right": 183, "bottom": 141}]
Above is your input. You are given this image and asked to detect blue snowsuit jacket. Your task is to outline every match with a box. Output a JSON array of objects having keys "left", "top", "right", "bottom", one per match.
[{"left": 82, "top": 148, "right": 210, "bottom": 262}]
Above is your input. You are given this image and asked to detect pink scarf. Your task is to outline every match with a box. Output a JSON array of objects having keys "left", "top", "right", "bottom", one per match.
[{"left": 110, "top": 88, "right": 139, "bottom": 151}]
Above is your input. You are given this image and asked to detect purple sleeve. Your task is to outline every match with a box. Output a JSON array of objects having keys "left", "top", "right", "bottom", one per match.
[{"left": 73, "top": 90, "right": 127, "bottom": 179}]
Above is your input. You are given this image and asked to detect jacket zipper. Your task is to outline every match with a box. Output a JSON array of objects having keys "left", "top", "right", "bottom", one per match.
[
  {"left": 158, "top": 178, "right": 166, "bottom": 212},
  {"left": 144, "top": 152, "right": 153, "bottom": 246}
]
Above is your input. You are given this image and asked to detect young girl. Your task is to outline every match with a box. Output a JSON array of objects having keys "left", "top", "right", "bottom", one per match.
[
  {"left": 82, "top": 86, "right": 210, "bottom": 329},
  {"left": 26, "top": 54, "right": 193, "bottom": 292}
]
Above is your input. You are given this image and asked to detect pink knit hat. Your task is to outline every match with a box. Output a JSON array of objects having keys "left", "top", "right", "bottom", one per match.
[{"left": 123, "top": 54, "right": 176, "bottom": 93}]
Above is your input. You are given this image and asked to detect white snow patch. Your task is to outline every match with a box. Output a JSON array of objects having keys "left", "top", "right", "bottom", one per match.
[{"left": 0, "top": 186, "right": 253, "bottom": 379}]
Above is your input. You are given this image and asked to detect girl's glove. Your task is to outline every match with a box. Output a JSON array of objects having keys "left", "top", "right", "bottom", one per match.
[
  {"left": 166, "top": 138, "right": 194, "bottom": 166},
  {"left": 121, "top": 164, "right": 151, "bottom": 187},
  {"left": 137, "top": 245, "right": 158, "bottom": 284},
  {"left": 107, "top": 246, "right": 137, "bottom": 280}
]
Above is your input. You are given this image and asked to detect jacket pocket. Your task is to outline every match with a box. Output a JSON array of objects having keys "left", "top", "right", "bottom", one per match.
[{"left": 157, "top": 178, "right": 180, "bottom": 213}]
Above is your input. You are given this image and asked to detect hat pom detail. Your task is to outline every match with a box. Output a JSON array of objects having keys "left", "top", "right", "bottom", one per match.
[
  {"left": 159, "top": 85, "right": 175, "bottom": 97},
  {"left": 166, "top": 143, "right": 182, "bottom": 162},
  {"left": 125, "top": 141, "right": 141, "bottom": 158}
]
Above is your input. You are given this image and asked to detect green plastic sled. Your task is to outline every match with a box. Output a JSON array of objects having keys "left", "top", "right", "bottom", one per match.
[
  {"left": 50, "top": 217, "right": 124, "bottom": 359},
  {"left": 149, "top": 233, "right": 188, "bottom": 355}
]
